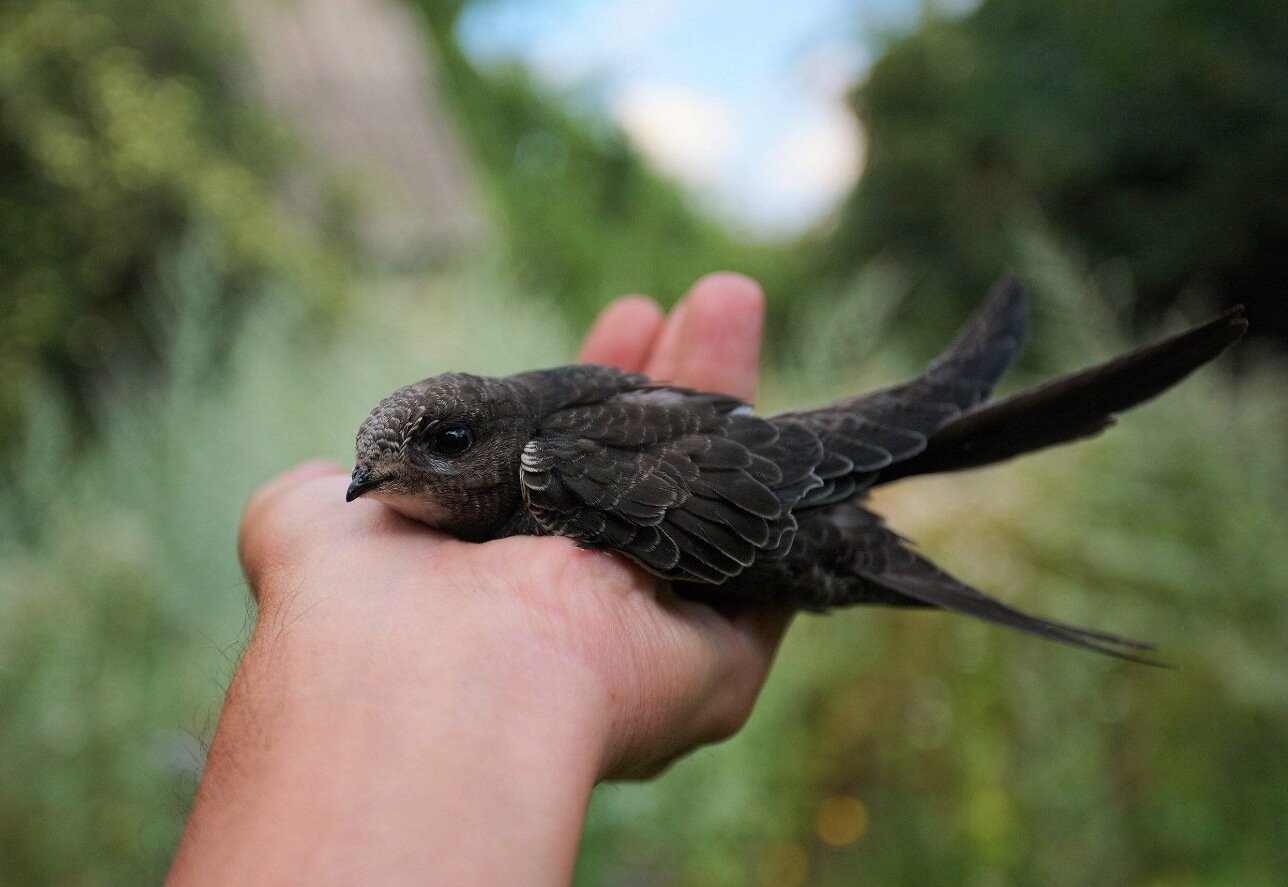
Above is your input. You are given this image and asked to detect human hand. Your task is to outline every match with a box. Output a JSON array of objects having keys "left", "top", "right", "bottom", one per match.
[
  {"left": 169, "top": 273, "right": 788, "bottom": 885},
  {"left": 238, "top": 272, "right": 790, "bottom": 779}
]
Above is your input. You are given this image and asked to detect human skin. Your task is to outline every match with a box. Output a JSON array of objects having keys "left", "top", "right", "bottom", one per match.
[{"left": 166, "top": 273, "right": 793, "bottom": 886}]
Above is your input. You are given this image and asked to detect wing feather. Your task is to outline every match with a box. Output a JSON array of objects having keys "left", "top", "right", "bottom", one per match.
[
  {"left": 520, "top": 390, "right": 825, "bottom": 583},
  {"left": 782, "top": 275, "right": 1029, "bottom": 507}
]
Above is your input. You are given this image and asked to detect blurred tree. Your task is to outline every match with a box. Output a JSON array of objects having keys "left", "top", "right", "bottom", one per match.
[
  {"left": 821, "top": 0, "right": 1288, "bottom": 348},
  {"left": 0, "top": 0, "right": 352, "bottom": 452}
]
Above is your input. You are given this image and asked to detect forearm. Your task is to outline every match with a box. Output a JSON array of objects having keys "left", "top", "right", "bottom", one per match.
[{"left": 168, "top": 585, "right": 608, "bottom": 886}]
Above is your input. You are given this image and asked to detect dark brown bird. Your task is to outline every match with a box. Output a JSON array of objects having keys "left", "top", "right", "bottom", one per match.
[{"left": 348, "top": 278, "right": 1246, "bottom": 664}]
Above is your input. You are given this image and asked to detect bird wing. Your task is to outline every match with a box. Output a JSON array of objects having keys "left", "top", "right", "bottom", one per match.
[
  {"left": 519, "top": 388, "right": 824, "bottom": 583},
  {"left": 780, "top": 275, "right": 1029, "bottom": 507},
  {"left": 875, "top": 304, "right": 1248, "bottom": 483}
]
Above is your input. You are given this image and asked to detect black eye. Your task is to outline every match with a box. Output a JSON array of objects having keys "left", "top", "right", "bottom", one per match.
[{"left": 429, "top": 424, "right": 473, "bottom": 457}]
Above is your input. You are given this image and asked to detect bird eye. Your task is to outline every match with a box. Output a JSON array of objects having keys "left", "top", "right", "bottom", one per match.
[{"left": 429, "top": 424, "right": 473, "bottom": 457}]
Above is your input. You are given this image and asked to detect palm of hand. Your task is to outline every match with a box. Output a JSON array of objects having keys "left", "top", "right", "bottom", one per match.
[{"left": 238, "top": 274, "right": 791, "bottom": 779}]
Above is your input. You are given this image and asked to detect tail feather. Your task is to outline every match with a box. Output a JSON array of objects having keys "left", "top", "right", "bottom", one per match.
[
  {"left": 877, "top": 306, "right": 1247, "bottom": 484},
  {"left": 790, "top": 502, "right": 1170, "bottom": 665},
  {"left": 856, "top": 518, "right": 1169, "bottom": 665},
  {"left": 864, "top": 561, "right": 1170, "bottom": 667}
]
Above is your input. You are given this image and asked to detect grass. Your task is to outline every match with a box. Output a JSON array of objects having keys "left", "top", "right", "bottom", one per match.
[{"left": 1, "top": 241, "right": 1285, "bottom": 886}]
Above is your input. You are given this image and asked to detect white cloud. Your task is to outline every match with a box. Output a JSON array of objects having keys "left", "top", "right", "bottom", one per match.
[
  {"left": 776, "top": 106, "right": 864, "bottom": 200},
  {"left": 756, "top": 104, "right": 864, "bottom": 230},
  {"left": 611, "top": 83, "right": 739, "bottom": 189}
]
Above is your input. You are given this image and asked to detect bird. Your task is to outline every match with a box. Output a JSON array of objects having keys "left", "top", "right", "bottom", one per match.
[{"left": 347, "top": 278, "right": 1246, "bottom": 664}]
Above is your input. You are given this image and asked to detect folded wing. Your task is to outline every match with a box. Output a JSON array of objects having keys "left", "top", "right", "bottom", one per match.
[{"left": 520, "top": 387, "right": 825, "bottom": 583}]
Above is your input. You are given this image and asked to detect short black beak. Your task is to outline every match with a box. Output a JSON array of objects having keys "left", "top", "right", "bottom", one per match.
[{"left": 346, "top": 467, "right": 387, "bottom": 502}]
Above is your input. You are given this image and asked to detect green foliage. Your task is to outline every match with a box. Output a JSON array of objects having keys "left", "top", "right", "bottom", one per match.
[
  {"left": 1, "top": 236, "right": 1283, "bottom": 885},
  {"left": 0, "top": 0, "right": 351, "bottom": 452},
  {"left": 820, "top": 0, "right": 1288, "bottom": 349},
  {"left": 409, "top": 1, "right": 786, "bottom": 326}
]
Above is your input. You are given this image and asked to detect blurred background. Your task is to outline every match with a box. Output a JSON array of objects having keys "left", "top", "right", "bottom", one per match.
[{"left": 1, "top": 0, "right": 1285, "bottom": 884}]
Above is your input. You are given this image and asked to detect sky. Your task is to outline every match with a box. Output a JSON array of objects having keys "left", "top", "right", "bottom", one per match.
[{"left": 457, "top": 0, "right": 939, "bottom": 236}]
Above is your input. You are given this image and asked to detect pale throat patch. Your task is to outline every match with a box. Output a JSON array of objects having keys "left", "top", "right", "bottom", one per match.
[{"left": 369, "top": 490, "right": 453, "bottom": 528}]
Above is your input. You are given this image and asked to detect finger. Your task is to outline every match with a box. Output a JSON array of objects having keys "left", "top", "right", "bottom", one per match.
[
  {"left": 578, "top": 296, "right": 665, "bottom": 371},
  {"left": 239, "top": 460, "right": 346, "bottom": 586},
  {"left": 243, "top": 459, "right": 346, "bottom": 528},
  {"left": 646, "top": 273, "right": 764, "bottom": 401},
  {"left": 644, "top": 291, "right": 693, "bottom": 380}
]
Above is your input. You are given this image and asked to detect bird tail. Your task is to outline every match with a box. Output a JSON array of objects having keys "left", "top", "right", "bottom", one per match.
[
  {"left": 860, "top": 545, "right": 1170, "bottom": 666},
  {"left": 799, "top": 504, "right": 1171, "bottom": 664},
  {"left": 876, "top": 306, "right": 1248, "bottom": 484}
]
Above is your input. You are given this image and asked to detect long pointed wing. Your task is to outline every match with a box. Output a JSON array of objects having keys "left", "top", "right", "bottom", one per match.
[
  {"left": 780, "top": 276, "right": 1029, "bottom": 507},
  {"left": 877, "top": 305, "right": 1248, "bottom": 483}
]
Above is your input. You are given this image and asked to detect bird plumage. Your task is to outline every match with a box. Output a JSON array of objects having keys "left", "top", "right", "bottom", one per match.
[{"left": 350, "top": 278, "right": 1247, "bottom": 664}]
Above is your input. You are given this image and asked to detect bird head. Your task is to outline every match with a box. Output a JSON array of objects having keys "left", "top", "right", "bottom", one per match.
[{"left": 348, "top": 373, "right": 533, "bottom": 540}]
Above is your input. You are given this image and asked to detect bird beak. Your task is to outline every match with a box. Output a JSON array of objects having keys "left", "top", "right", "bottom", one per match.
[{"left": 346, "top": 466, "right": 387, "bottom": 502}]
